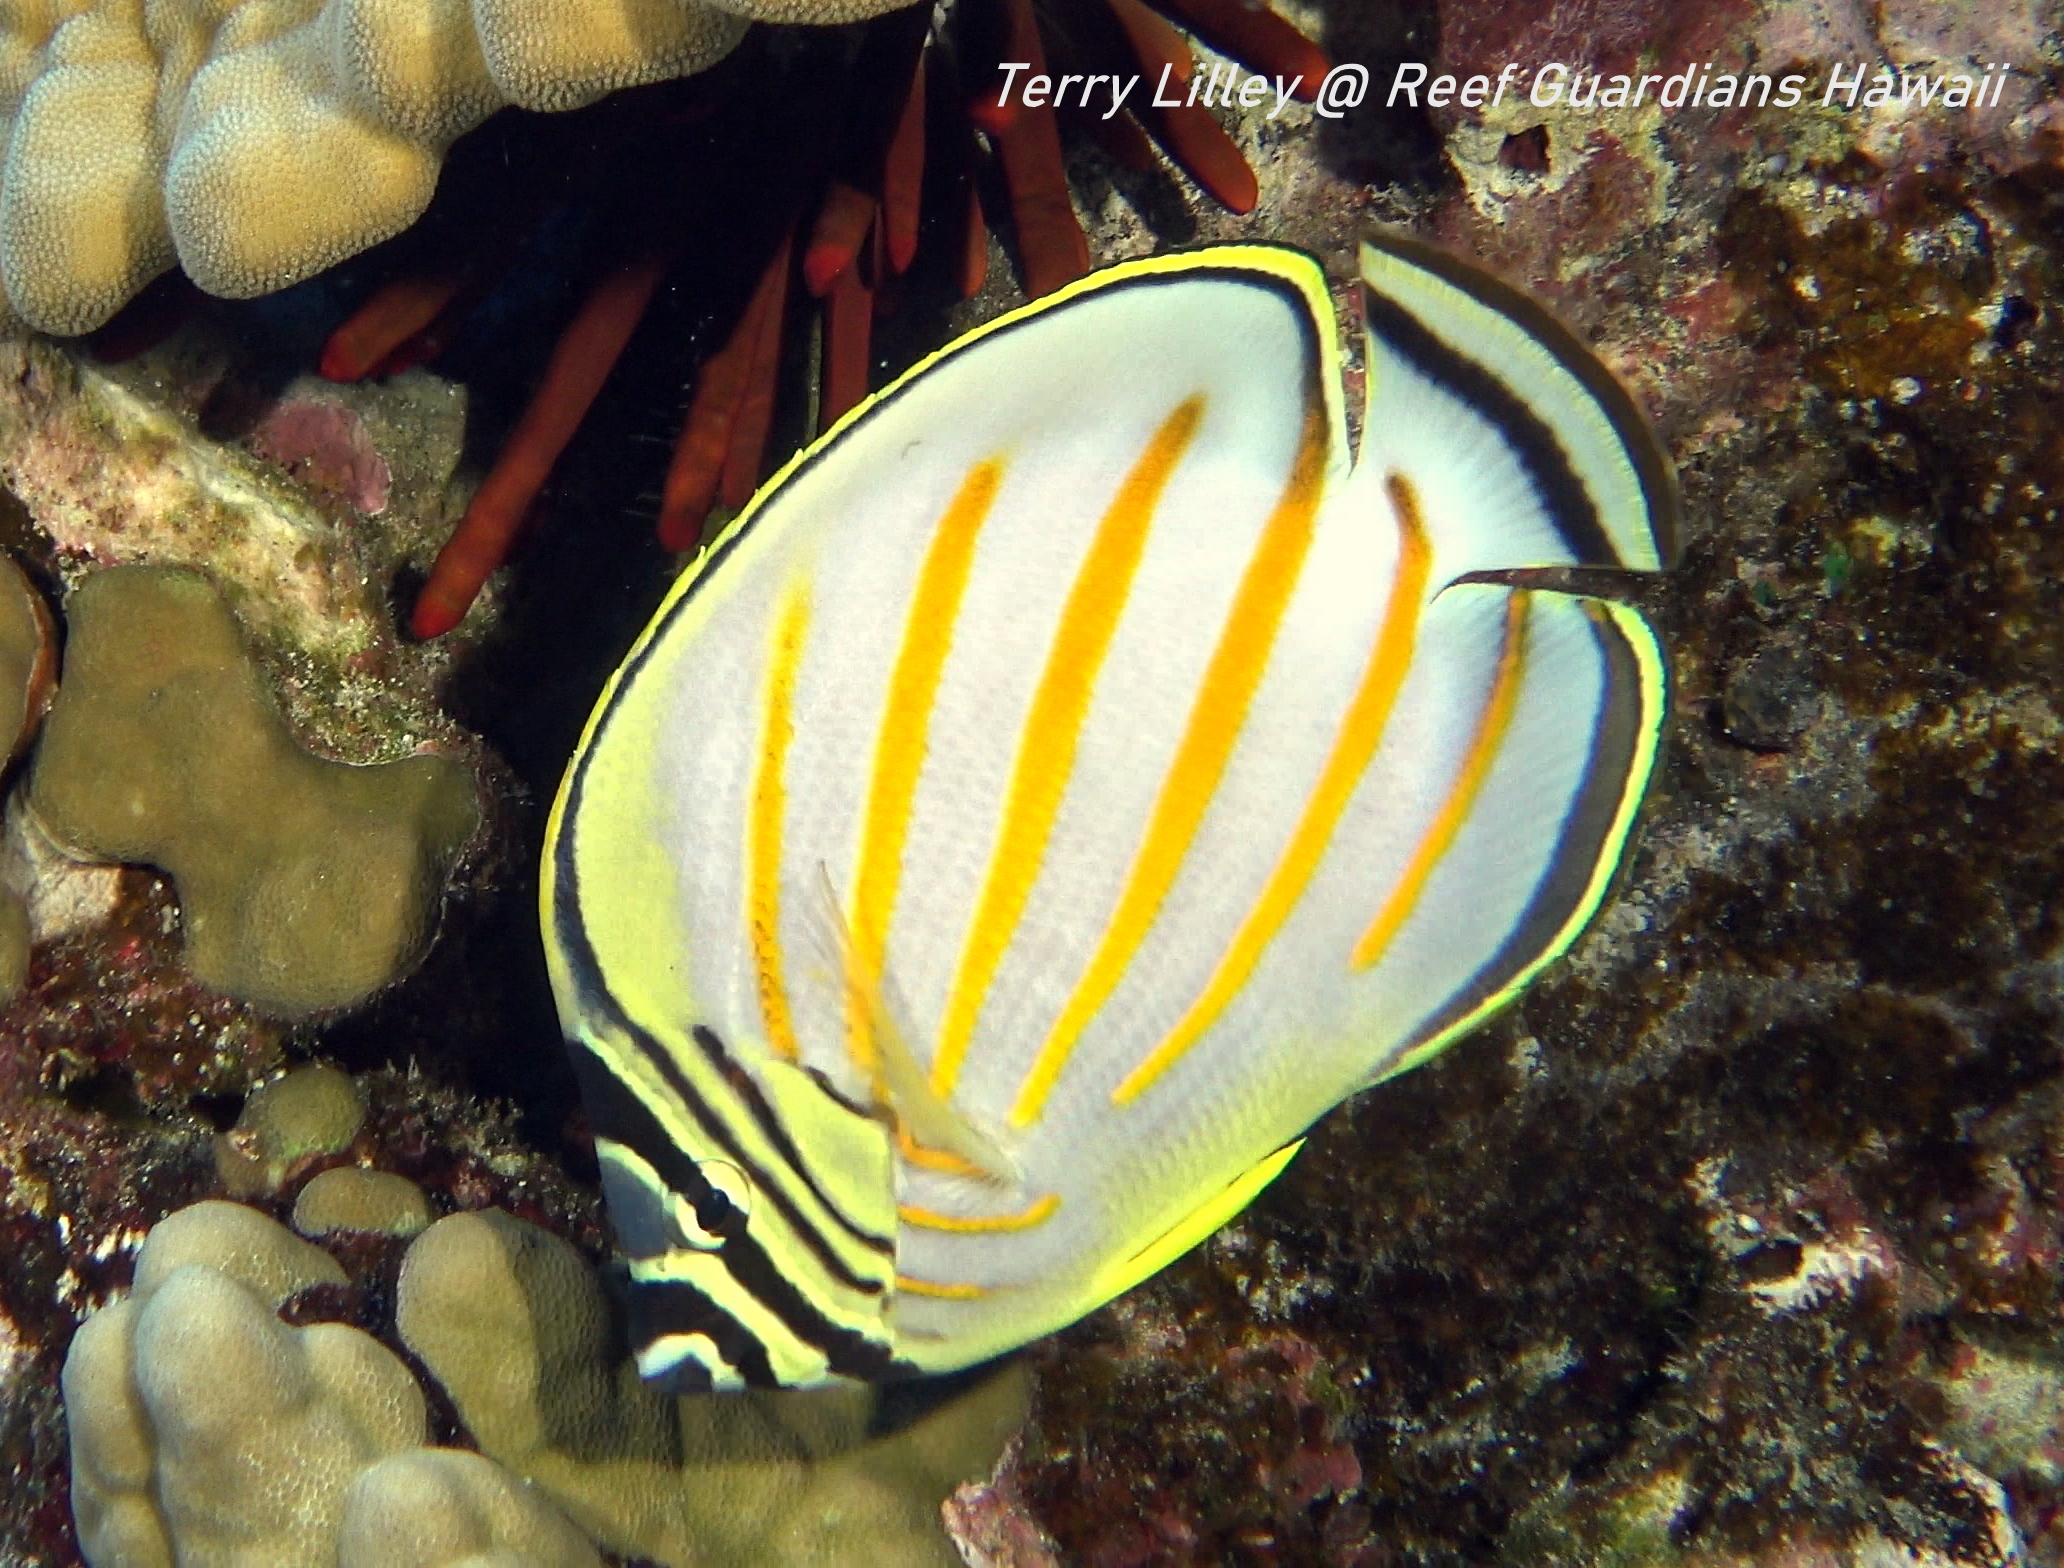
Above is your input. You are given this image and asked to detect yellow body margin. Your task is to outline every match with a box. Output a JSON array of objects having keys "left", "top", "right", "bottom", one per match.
[
  {"left": 1087, "top": 1139, "right": 1306, "bottom": 1307},
  {"left": 1380, "top": 597, "right": 1668, "bottom": 1084}
]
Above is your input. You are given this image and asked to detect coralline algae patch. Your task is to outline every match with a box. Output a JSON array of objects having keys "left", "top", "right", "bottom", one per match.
[
  {"left": 0, "top": 330, "right": 476, "bottom": 767},
  {"left": 1436, "top": 0, "right": 1760, "bottom": 83},
  {"left": 249, "top": 396, "right": 394, "bottom": 517},
  {"left": 1418, "top": 0, "right": 2060, "bottom": 451}
]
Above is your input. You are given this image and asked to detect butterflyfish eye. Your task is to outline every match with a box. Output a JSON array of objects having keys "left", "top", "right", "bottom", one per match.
[
  {"left": 544, "top": 234, "right": 1676, "bottom": 1392},
  {"left": 691, "top": 1161, "right": 751, "bottom": 1241}
]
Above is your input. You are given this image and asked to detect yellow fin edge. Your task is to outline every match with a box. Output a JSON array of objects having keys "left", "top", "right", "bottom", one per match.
[{"left": 1087, "top": 1138, "right": 1306, "bottom": 1308}]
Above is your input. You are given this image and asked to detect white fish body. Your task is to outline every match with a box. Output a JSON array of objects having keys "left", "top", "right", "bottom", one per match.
[{"left": 543, "top": 235, "right": 1676, "bottom": 1390}]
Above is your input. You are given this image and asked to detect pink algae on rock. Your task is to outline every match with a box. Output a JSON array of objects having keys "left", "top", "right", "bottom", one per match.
[
  {"left": 1438, "top": 0, "right": 1759, "bottom": 81},
  {"left": 251, "top": 397, "right": 392, "bottom": 516}
]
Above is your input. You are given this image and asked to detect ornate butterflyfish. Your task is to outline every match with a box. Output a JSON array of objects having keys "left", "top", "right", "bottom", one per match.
[{"left": 542, "top": 234, "right": 1678, "bottom": 1391}]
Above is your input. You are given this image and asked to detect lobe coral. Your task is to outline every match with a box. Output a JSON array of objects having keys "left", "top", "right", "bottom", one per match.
[{"left": 0, "top": 0, "right": 925, "bottom": 336}]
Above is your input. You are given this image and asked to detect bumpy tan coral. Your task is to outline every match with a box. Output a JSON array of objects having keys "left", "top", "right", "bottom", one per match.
[
  {"left": 294, "top": 1166, "right": 434, "bottom": 1238},
  {"left": 0, "top": 0, "right": 917, "bottom": 334},
  {"left": 339, "top": 1447, "right": 602, "bottom": 1568},
  {"left": 28, "top": 566, "right": 478, "bottom": 1016},
  {"left": 216, "top": 1062, "right": 368, "bottom": 1196},
  {"left": 67, "top": 1200, "right": 1029, "bottom": 1565},
  {"left": 65, "top": 1203, "right": 603, "bottom": 1568},
  {"left": 396, "top": 1209, "right": 1029, "bottom": 1567},
  {"left": 129, "top": 1198, "right": 351, "bottom": 1303},
  {"left": 63, "top": 1201, "right": 423, "bottom": 1568}
]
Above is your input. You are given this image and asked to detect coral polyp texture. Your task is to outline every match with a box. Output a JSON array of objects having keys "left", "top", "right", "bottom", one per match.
[
  {"left": 338, "top": 1447, "right": 603, "bottom": 1568},
  {"left": 60, "top": 1199, "right": 610, "bottom": 1568},
  {"left": 214, "top": 1061, "right": 367, "bottom": 1197},
  {"left": 61, "top": 1196, "right": 1030, "bottom": 1565},
  {"left": 62, "top": 1199, "right": 408, "bottom": 1567},
  {"left": 394, "top": 1209, "right": 1030, "bottom": 1566},
  {"left": 0, "top": 0, "right": 907, "bottom": 334},
  {"left": 292, "top": 1166, "right": 433, "bottom": 1238},
  {"left": 26, "top": 566, "right": 479, "bottom": 1016}
]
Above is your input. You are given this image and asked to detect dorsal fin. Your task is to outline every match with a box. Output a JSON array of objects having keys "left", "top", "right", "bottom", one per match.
[{"left": 1350, "top": 230, "right": 1679, "bottom": 584}]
